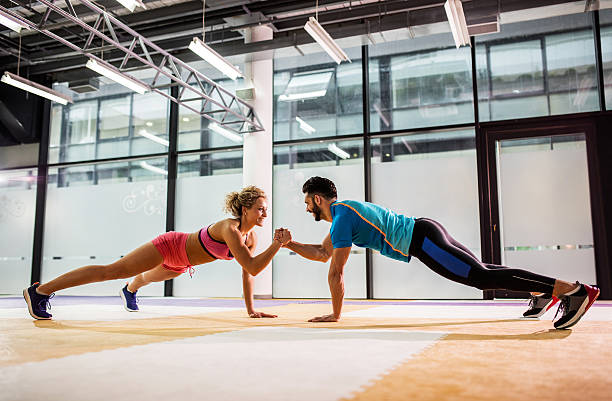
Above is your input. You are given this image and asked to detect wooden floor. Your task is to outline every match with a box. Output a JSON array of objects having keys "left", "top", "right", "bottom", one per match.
[{"left": 1, "top": 296, "right": 611, "bottom": 401}]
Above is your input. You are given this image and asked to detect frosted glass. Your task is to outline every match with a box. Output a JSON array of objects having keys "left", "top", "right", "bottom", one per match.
[
  {"left": 173, "top": 173, "right": 244, "bottom": 297},
  {"left": 497, "top": 138, "right": 596, "bottom": 282},
  {"left": 273, "top": 164, "right": 366, "bottom": 298},
  {"left": 42, "top": 179, "right": 167, "bottom": 296},
  {"left": 371, "top": 150, "right": 482, "bottom": 299},
  {"left": 0, "top": 180, "right": 37, "bottom": 294}
]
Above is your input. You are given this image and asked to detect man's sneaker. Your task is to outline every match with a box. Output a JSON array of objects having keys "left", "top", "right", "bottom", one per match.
[
  {"left": 522, "top": 294, "right": 559, "bottom": 318},
  {"left": 120, "top": 284, "right": 139, "bottom": 312},
  {"left": 23, "top": 283, "right": 53, "bottom": 320},
  {"left": 554, "top": 283, "right": 600, "bottom": 329}
]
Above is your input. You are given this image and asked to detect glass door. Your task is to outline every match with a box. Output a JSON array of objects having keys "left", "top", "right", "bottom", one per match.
[{"left": 492, "top": 133, "right": 597, "bottom": 296}]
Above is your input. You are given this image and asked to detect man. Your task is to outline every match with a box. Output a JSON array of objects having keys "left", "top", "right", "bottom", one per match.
[{"left": 276, "top": 176, "right": 599, "bottom": 329}]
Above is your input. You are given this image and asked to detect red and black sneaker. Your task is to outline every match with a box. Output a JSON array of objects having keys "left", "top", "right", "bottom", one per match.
[
  {"left": 522, "top": 294, "right": 559, "bottom": 318},
  {"left": 554, "top": 283, "right": 600, "bottom": 329}
]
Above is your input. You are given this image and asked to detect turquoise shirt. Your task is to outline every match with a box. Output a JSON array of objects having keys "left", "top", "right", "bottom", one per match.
[{"left": 329, "top": 200, "right": 415, "bottom": 263}]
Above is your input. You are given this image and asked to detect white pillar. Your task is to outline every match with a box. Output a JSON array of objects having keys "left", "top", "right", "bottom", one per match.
[{"left": 243, "top": 25, "right": 273, "bottom": 298}]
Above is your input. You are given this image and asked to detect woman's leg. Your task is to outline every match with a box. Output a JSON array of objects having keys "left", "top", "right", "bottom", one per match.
[
  {"left": 409, "top": 218, "right": 577, "bottom": 296},
  {"left": 127, "top": 265, "right": 183, "bottom": 292},
  {"left": 37, "top": 242, "right": 163, "bottom": 295}
]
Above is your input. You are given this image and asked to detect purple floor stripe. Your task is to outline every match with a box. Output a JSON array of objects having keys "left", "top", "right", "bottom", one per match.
[{"left": 1, "top": 296, "right": 610, "bottom": 309}]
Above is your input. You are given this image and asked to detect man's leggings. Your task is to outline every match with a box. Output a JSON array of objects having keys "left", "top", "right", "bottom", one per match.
[{"left": 408, "top": 218, "right": 556, "bottom": 294}]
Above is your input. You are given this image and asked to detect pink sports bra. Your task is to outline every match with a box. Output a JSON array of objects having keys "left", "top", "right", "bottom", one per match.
[{"left": 198, "top": 225, "right": 247, "bottom": 260}]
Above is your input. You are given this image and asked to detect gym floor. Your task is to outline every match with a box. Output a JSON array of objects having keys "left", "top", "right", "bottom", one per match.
[{"left": 1, "top": 296, "right": 611, "bottom": 401}]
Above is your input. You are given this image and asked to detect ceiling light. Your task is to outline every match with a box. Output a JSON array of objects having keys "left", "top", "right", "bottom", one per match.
[
  {"left": 0, "top": 10, "right": 29, "bottom": 33},
  {"left": 296, "top": 116, "right": 316, "bottom": 134},
  {"left": 209, "top": 122, "right": 243, "bottom": 143},
  {"left": 85, "top": 58, "right": 149, "bottom": 94},
  {"left": 327, "top": 143, "right": 350, "bottom": 159},
  {"left": 444, "top": 0, "right": 470, "bottom": 48},
  {"left": 189, "top": 37, "right": 244, "bottom": 81},
  {"left": 139, "top": 161, "right": 167, "bottom": 175},
  {"left": 138, "top": 129, "right": 169, "bottom": 147},
  {"left": 304, "top": 17, "right": 350, "bottom": 64},
  {"left": 279, "top": 90, "right": 327, "bottom": 102},
  {"left": 115, "top": 0, "right": 146, "bottom": 13},
  {"left": 1, "top": 72, "right": 73, "bottom": 105},
  {"left": 182, "top": 117, "right": 190, "bottom": 122}
]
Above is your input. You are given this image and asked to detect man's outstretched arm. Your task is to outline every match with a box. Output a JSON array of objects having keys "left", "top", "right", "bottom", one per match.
[
  {"left": 309, "top": 246, "right": 351, "bottom": 322},
  {"left": 282, "top": 232, "right": 333, "bottom": 262}
]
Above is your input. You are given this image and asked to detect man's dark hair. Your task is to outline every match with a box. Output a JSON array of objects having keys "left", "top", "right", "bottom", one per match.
[{"left": 302, "top": 176, "right": 337, "bottom": 199}]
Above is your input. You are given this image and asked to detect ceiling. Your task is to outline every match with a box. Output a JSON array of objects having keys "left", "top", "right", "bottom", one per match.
[{"left": 0, "top": 0, "right": 586, "bottom": 84}]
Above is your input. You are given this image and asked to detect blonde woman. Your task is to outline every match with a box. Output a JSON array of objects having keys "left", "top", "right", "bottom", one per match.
[{"left": 24, "top": 186, "right": 290, "bottom": 320}]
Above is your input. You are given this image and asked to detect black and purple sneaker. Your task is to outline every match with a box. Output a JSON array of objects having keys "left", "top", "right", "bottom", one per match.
[{"left": 23, "top": 283, "right": 53, "bottom": 320}]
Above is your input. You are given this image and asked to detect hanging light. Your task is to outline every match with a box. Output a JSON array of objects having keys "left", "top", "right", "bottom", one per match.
[
  {"left": 1, "top": 72, "right": 73, "bottom": 105},
  {"left": 85, "top": 58, "right": 149, "bottom": 94},
  {"left": 444, "top": 0, "right": 470, "bottom": 48},
  {"left": 304, "top": 17, "right": 350, "bottom": 64},
  {"left": 0, "top": 10, "right": 29, "bottom": 33},
  {"left": 115, "top": 0, "right": 147, "bottom": 13},
  {"left": 189, "top": 38, "right": 244, "bottom": 81}
]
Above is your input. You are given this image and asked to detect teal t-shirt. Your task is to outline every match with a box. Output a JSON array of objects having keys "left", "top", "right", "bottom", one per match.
[{"left": 329, "top": 200, "right": 415, "bottom": 263}]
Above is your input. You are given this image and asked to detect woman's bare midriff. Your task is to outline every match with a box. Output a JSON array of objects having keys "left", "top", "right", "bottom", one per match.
[{"left": 185, "top": 231, "right": 216, "bottom": 266}]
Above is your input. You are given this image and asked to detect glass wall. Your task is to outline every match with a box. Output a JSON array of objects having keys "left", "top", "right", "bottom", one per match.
[
  {"left": 42, "top": 158, "right": 168, "bottom": 296},
  {"left": 173, "top": 150, "right": 244, "bottom": 296},
  {"left": 48, "top": 90, "right": 169, "bottom": 164},
  {"left": 0, "top": 169, "right": 37, "bottom": 294},
  {"left": 369, "top": 33, "right": 474, "bottom": 132},
  {"left": 274, "top": 47, "right": 364, "bottom": 141},
  {"left": 476, "top": 13, "right": 599, "bottom": 121},
  {"left": 370, "top": 129, "right": 482, "bottom": 299},
  {"left": 272, "top": 138, "right": 366, "bottom": 298},
  {"left": 600, "top": 9, "right": 612, "bottom": 109}
]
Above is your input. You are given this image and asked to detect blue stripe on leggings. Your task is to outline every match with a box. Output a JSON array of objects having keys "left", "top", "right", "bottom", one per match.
[{"left": 422, "top": 237, "right": 471, "bottom": 278}]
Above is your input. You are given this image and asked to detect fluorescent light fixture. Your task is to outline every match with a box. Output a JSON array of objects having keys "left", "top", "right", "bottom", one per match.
[
  {"left": 85, "top": 58, "right": 149, "bottom": 94},
  {"left": 327, "top": 143, "right": 350, "bottom": 159},
  {"left": 138, "top": 129, "right": 169, "bottom": 147},
  {"left": 189, "top": 37, "right": 244, "bottom": 81},
  {"left": 444, "top": 0, "right": 470, "bottom": 48},
  {"left": 115, "top": 0, "right": 146, "bottom": 13},
  {"left": 1, "top": 72, "right": 73, "bottom": 105},
  {"left": 0, "top": 10, "right": 29, "bottom": 33},
  {"left": 304, "top": 17, "right": 350, "bottom": 64},
  {"left": 279, "top": 90, "right": 327, "bottom": 102},
  {"left": 139, "top": 161, "right": 167, "bottom": 175},
  {"left": 296, "top": 116, "right": 316, "bottom": 134},
  {"left": 209, "top": 122, "right": 243, "bottom": 143}
]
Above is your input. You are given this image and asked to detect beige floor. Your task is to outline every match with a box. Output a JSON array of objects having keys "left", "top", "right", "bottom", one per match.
[{"left": 1, "top": 299, "right": 611, "bottom": 401}]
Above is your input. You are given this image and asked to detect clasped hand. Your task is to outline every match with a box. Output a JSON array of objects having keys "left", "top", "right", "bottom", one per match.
[{"left": 274, "top": 228, "right": 292, "bottom": 246}]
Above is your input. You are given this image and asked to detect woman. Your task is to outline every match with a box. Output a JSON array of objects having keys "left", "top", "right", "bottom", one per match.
[{"left": 24, "top": 186, "right": 291, "bottom": 320}]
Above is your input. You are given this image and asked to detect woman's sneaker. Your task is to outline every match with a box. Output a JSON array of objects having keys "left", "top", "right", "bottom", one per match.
[
  {"left": 554, "top": 283, "right": 600, "bottom": 329},
  {"left": 522, "top": 294, "right": 559, "bottom": 318},
  {"left": 120, "top": 284, "right": 139, "bottom": 312},
  {"left": 23, "top": 283, "right": 53, "bottom": 320}
]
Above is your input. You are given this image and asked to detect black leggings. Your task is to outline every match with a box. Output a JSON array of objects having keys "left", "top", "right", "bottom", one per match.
[{"left": 408, "top": 218, "right": 556, "bottom": 294}]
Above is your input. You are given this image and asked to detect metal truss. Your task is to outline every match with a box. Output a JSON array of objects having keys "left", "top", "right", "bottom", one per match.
[{"left": 0, "top": 0, "right": 264, "bottom": 135}]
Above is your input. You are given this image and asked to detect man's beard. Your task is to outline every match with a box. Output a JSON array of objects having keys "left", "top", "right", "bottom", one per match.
[{"left": 312, "top": 203, "right": 322, "bottom": 221}]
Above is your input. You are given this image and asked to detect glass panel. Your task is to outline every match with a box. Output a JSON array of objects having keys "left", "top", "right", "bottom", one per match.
[
  {"left": 173, "top": 151, "right": 244, "bottom": 296},
  {"left": 477, "top": 12, "right": 599, "bottom": 121},
  {"left": 131, "top": 91, "right": 169, "bottom": 155},
  {"left": 600, "top": 9, "right": 612, "bottom": 109},
  {"left": 369, "top": 33, "right": 474, "bottom": 133},
  {"left": 42, "top": 158, "right": 168, "bottom": 296},
  {"left": 496, "top": 134, "right": 596, "bottom": 284},
  {"left": 0, "top": 169, "right": 37, "bottom": 294},
  {"left": 274, "top": 47, "right": 363, "bottom": 141},
  {"left": 370, "top": 129, "right": 481, "bottom": 299},
  {"left": 273, "top": 139, "right": 365, "bottom": 298},
  {"left": 178, "top": 76, "right": 246, "bottom": 151}
]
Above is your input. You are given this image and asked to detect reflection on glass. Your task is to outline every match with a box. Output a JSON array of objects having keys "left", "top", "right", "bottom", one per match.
[
  {"left": 477, "top": 13, "right": 599, "bottom": 121},
  {"left": 274, "top": 48, "right": 363, "bottom": 141},
  {"left": 369, "top": 36, "right": 474, "bottom": 132},
  {"left": 600, "top": 10, "right": 612, "bottom": 109}
]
